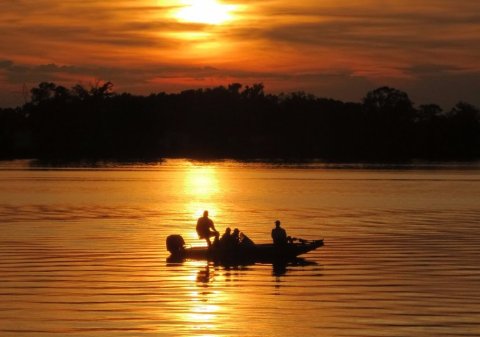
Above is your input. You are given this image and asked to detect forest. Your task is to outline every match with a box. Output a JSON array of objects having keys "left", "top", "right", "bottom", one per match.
[{"left": 1, "top": 82, "right": 479, "bottom": 161}]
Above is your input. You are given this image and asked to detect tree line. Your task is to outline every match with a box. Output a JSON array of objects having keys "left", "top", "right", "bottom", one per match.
[{"left": 0, "top": 81, "right": 479, "bottom": 161}]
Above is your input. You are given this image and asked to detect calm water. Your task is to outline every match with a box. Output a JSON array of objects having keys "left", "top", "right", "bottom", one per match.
[{"left": 1, "top": 160, "right": 480, "bottom": 337}]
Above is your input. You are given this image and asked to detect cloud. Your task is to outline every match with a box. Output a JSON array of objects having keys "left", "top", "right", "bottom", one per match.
[
  {"left": 403, "top": 66, "right": 480, "bottom": 108},
  {"left": 0, "top": 1, "right": 479, "bottom": 108}
]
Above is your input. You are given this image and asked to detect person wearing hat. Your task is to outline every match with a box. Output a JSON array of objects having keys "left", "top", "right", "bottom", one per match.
[{"left": 271, "top": 220, "right": 288, "bottom": 246}]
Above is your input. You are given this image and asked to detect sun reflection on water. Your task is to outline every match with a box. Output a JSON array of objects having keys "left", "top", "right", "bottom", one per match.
[
  {"left": 173, "top": 261, "right": 232, "bottom": 337},
  {"left": 184, "top": 165, "right": 219, "bottom": 199},
  {"left": 183, "top": 164, "right": 221, "bottom": 244}
]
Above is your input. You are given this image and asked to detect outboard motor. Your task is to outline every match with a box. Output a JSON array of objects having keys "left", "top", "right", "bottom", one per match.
[{"left": 166, "top": 235, "right": 186, "bottom": 255}]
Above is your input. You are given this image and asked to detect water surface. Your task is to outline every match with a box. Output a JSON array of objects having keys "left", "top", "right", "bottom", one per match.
[{"left": 1, "top": 160, "right": 480, "bottom": 336}]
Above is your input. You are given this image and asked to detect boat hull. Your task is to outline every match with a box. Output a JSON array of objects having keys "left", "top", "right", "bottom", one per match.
[{"left": 169, "top": 240, "right": 324, "bottom": 264}]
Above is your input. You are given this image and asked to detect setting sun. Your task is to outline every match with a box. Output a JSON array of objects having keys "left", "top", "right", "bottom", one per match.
[{"left": 174, "top": 0, "right": 238, "bottom": 25}]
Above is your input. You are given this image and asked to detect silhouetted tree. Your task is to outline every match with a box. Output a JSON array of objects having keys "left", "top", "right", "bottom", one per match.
[
  {"left": 0, "top": 82, "right": 479, "bottom": 161},
  {"left": 445, "top": 102, "right": 480, "bottom": 158},
  {"left": 89, "top": 81, "right": 114, "bottom": 99},
  {"left": 30, "top": 82, "right": 58, "bottom": 105},
  {"left": 363, "top": 87, "right": 413, "bottom": 115},
  {"left": 72, "top": 84, "right": 90, "bottom": 101},
  {"left": 417, "top": 104, "right": 443, "bottom": 123},
  {"left": 361, "top": 87, "right": 416, "bottom": 159}
]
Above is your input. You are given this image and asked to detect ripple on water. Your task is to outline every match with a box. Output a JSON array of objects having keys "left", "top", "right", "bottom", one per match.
[{"left": 1, "top": 162, "right": 480, "bottom": 337}]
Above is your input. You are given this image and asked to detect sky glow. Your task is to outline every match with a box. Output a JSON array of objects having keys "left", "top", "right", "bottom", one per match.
[{"left": 0, "top": 0, "right": 479, "bottom": 107}]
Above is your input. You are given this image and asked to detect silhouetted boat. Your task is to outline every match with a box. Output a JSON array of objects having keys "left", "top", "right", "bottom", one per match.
[{"left": 166, "top": 235, "right": 324, "bottom": 263}]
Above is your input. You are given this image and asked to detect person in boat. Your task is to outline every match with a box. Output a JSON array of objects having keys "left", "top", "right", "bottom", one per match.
[
  {"left": 220, "top": 227, "right": 231, "bottom": 241},
  {"left": 239, "top": 231, "right": 255, "bottom": 247},
  {"left": 196, "top": 210, "right": 219, "bottom": 247},
  {"left": 219, "top": 227, "right": 232, "bottom": 248},
  {"left": 271, "top": 220, "right": 288, "bottom": 246},
  {"left": 231, "top": 228, "right": 240, "bottom": 246}
]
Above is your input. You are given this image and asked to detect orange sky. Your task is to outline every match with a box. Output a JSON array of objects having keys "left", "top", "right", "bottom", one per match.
[{"left": 1, "top": 0, "right": 479, "bottom": 107}]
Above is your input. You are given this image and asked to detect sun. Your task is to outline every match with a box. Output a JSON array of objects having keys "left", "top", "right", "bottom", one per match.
[{"left": 174, "top": 0, "right": 238, "bottom": 25}]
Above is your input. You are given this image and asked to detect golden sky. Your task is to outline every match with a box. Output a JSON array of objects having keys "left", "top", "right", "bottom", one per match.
[{"left": 1, "top": 0, "right": 479, "bottom": 107}]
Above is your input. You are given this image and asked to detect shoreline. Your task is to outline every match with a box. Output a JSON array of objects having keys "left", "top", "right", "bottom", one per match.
[{"left": 1, "top": 157, "right": 480, "bottom": 170}]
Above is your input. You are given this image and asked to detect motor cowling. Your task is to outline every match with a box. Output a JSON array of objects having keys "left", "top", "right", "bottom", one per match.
[{"left": 166, "top": 235, "right": 186, "bottom": 254}]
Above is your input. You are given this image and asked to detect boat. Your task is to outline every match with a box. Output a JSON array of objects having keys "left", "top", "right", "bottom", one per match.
[{"left": 166, "top": 234, "right": 324, "bottom": 264}]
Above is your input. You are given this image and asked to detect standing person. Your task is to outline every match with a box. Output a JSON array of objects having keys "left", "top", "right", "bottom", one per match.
[
  {"left": 196, "top": 210, "right": 219, "bottom": 247},
  {"left": 271, "top": 220, "right": 288, "bottom": 246}
]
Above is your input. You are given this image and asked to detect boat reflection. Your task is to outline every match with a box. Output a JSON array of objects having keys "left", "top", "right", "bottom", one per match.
[
  {"left": 271, "top": 258, "right": 318, "bottom": 276},
  {"left": 165, "top": 257, "right": 320, "bottom": 336},
  {"left": 167, "top": 257, "right": 318, "bottom": 280},
  {"left": 196, "top": 264, "right": 215, "bottom": 283}
]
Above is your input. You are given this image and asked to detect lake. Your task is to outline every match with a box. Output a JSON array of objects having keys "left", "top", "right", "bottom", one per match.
[{"left": 1, "top": 159, "right": 480, "bottom": 337}]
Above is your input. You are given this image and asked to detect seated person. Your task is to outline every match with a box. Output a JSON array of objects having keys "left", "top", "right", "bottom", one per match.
[
  {"left": 220, "top": 227, "right": 232, "bottom": 247},
  {"left": 196, "top": 210, "right": 219, "bottom": 247},
  {"left": 220, "top": 227, "right": 231, "bottom": 240},
  {"left": 239, "top": 232, "right": 255, "bottom": 247},
  {"left": 231, "top": 228, "right": 240, "bottom": 246}
]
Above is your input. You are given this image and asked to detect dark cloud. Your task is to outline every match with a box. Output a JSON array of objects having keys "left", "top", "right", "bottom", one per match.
[
  {"left": 0, "top": 60, "right": 15, "bottom": 69},
  {"left": 227, "top": 14, "right": 480, "bottom": 52},
  {"left": 404, "top": 68, "right": 480, "bottom": 108},
  {"left": 405, "top": 64, "right": 465, "bottom": 76}
]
